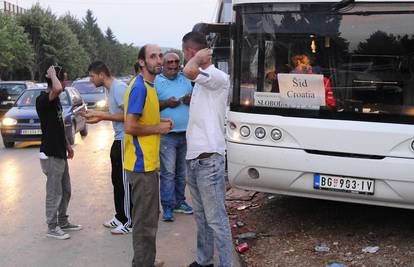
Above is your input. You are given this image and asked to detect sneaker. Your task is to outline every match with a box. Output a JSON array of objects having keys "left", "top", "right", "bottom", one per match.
[
  {"left": 162, "top": 207, "right": 174, "bottom": 222},
  {"left": 110, "top": 224, "right": 132, "bottom": 235},
  {"left": 174, "top": 202, "right": 193, "bottom": 214},
  {"left": 47, "top": 226, "right": 70, "bottom": 240},
  {"left": 187, "top": 261, "right": 213, "bottom": 267},
  {"left": 103, "top": 217, "right": 122, "bottom": 228},
  {"left": 60, "top": 222, "right": 82, "bottom": 231}
]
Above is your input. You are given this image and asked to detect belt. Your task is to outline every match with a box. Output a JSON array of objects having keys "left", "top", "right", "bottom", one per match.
[
  {"left": 168, "top": 131, "right": 186, "bottom": 135},
  {"left": 196, "top": 152, "right": 215, "bottom": 159}
]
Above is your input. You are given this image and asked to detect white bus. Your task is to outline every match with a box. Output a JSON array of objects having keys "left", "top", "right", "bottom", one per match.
[{"left": 200, "top": 0, "right": 414, "bottom": 209}]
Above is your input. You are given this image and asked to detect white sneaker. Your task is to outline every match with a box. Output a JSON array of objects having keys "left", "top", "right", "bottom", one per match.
[
  {"left": 103, "top": 217, "right": 122, "bottom": 228},
  {"left": 47, "top": 226, "right": 70, "bottom": 240},
  {"left": 110, "top": 224, "right": 132, "bottom": 235}
]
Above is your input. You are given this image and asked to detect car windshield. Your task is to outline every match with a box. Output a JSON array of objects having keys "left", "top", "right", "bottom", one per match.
[
  {"left": 0, "top": 84, "right": 26, "bottom": 95},
  {"left": 72, "top": 81, "right": 104, "bottom": 94},
  {"left": 16, "top": 90, "right": 70, "bottom": 106},
  {"left": 236, "top": 3, "right": 414, "bottom": 122}
]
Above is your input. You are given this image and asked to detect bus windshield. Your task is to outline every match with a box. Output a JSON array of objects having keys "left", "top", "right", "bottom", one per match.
[{"left": 236, "top": 3, "right": 414, "bottom": 123}]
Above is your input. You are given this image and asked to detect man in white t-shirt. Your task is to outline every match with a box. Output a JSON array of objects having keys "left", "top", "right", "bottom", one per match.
[{"left": 182, "top": 31, "right": 233, "bottom": 267}]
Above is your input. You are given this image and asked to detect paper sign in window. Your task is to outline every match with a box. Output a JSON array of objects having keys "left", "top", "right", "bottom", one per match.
[{"left": 278, "top": 74, "right": 325, "bottom": 109}]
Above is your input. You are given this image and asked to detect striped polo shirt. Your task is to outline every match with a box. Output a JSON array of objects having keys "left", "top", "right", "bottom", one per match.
[{"left": 124, "top": 74, "right": 160, "bottom": 173}]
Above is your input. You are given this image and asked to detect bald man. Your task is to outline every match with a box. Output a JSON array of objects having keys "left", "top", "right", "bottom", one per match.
[{"left": 155, "top": 52, "right": 193, "bottom": 222}]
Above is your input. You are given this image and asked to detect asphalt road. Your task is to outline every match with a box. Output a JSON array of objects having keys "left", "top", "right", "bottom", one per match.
[{"left": 0, "top": 122, "right": 202, "bottom": 267}]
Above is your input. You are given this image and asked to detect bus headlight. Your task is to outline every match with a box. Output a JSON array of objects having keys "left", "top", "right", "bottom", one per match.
[
  {"left": 240, "top": 126, "right": 251, "bottom": 137},
  {"left": 2, "top": 117, "right": 17, "bottom": 126},
  {"left": 255, "top": 127, "right": 266, "bottom": 139},
  {"left": 271, "top": 129, "right": 282, "bottom": 141},
  {"left": 411, "top": 140, "right": 414, "bottom": 151}
]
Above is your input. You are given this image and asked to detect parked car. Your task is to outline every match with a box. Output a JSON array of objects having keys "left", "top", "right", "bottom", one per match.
[
  {"left": 0, "top": 87, "right": 88, "bottom": 148},
  {"left": 0, "top": 81, "right": 37, "bottom": 115},
  {"left": 71, "top": 79, "right": 108, "bottom": 110}
]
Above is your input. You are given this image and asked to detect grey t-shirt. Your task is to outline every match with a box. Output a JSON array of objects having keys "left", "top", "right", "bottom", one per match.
[{"left": 108, "top": 79, "right": 128, "bottom": 140}]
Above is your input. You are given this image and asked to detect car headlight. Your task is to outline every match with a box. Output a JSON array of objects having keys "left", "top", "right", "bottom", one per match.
[
  {"left": 240, "top": 126, "right": 251, "bottom": 138},
  {"left": 2, "top": 117, "right": 17, "bottom": 126},
  {"left": 255, "top": 127, "right": 266, "bottom": 139},
  {"left": 96, "top": 100, "right": 107, "bottom": 108}
]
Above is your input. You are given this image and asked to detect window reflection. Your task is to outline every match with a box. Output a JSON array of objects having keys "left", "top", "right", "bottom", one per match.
[{"left": 238, "top": 3, "right": 414, "bottom": 119}]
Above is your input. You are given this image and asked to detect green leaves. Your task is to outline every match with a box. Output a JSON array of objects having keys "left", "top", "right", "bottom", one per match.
[
  {"left": 2, "top": 5, "right": 140, "bottom": 80},
  {"left": 0, "top": 12, "right": 34, "bottom": 79}
]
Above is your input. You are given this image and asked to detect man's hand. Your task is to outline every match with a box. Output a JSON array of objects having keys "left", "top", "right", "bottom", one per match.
[
  {"left": 180, "top": 94, "right": 191, "bottom": 105},
  {"left": 159, "top": 118, "right": 173, "bottom": 134},
  {"left": 67, "top": 145, "right": 74, "bottom": 159},
  {"left": 167, "top": 96, "right": 180, "bottom": 108},
  {"left": 47, "top": 66, "right": 57, "bottom": 79},
  {"left": 194, "top": 48, "right": 212, "bottom": 66},
  {"left": 80, "top": 110, "right": 103, "bottom": 124}
]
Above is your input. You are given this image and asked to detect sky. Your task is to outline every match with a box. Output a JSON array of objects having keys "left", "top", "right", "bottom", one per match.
[{"left": 15, "top": 0, "right": 219, "bottom": 48}]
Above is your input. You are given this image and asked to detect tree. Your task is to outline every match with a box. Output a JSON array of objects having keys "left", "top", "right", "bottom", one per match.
[
  {"left": 17, "top": 4, "right": 90, "bottom": 80},
  {"left": 105, "top": 27, "right": 116, "bottom": 43},
  {"left": 356, "top": 31, "right": 402, "bottom": 55},
  {"left": 0, "top": 12, "right": 34, "bottom": 80}
]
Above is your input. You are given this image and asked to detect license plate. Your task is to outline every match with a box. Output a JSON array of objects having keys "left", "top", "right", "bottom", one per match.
[
  {"left": 21, "top": 129, "right": 42, "bottom": 135},
  {"left": 314, "top": 174, "right": 374, "bottom": 195}
]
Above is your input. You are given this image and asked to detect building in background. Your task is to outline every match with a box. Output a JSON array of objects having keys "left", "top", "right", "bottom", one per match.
[{"left": 1, "top": 1, "right": 26, "bottom": 15}]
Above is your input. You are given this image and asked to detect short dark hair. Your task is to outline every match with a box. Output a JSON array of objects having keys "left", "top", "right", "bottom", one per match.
[
  {"left": 137, "top": 45, "right": 147, "bottom": 62},
  {"left": 134, "top": 61, "right": 140, "bottom": 75},
  {"left": 182, "top": 31, "right": 208, "bottom": 51},
  {"left": 45, "top": 66, "right": 65, "bottom": 88},
  {"left": 88, "top": 61, "right": 111, "bottom": 77}
]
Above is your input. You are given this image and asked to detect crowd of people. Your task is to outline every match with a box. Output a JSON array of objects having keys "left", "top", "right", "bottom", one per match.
[{"left": 35, "top": 31, "right": 234, "bottom": 267}]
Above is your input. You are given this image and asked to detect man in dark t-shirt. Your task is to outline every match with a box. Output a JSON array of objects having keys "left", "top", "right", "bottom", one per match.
[{"left": 36, "top": 66, "right": 81, "bottom": 240}]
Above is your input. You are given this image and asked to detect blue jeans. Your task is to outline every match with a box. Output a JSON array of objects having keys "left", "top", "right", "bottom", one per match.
[
  {"left": 186, "top": 153, "right": 233, "bottom": 267},
  {"left": 160, "top": 133, "right": 187, "bottom": 209}
]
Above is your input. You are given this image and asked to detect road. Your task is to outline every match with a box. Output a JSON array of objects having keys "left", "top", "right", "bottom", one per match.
[{"left": 0, "top": 122, "right": 202, "bottom": 267}]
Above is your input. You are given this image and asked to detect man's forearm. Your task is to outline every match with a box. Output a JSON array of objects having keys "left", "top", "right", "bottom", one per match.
[
  {"left": 125, "top": 123, "right": 161, "bottom": 136},
  {"left": 159, "top": 100, "right": 169, "bottom": 111},
  {"left": 183, "top": 58, "right": 201, "bottom": 81},
  {"left": 101, "top": 112, "right": 124, "bottom": 122}
]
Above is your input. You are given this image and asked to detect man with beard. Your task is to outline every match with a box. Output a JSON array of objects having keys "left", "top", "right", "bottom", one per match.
[
  {"left": 124, "top": 44, "right": 172, "bottom": 267},
  {"left": 155, "top": 52, "right": 193, "bottom": 222},
  {"left": 81, "top": 61, "right": 131, "bottom": 235}
]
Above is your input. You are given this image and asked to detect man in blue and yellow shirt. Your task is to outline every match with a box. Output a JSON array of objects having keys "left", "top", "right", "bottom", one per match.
[{"left": 124, "top": 44, "right": 172, "bottom": 267}]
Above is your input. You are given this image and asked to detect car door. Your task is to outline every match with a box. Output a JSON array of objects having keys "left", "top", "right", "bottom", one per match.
[{"left": 68, "top": 88, "right": 85, "bottom": 132}]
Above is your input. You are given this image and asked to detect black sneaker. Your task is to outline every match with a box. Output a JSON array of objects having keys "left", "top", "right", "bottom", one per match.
[{"left": 187, "top": 261, "right": 213, "bottom": 267}]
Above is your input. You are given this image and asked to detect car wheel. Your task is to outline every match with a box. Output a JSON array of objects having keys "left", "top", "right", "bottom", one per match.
[
  {"left": 80, "top": 123, "right": 88, "bottom": 137},
  {"left": 67, "top": 122, "right": 76, "bottom": 145},
  {"left": 3, "top": 141, "right": 14, "bottom": 148}
]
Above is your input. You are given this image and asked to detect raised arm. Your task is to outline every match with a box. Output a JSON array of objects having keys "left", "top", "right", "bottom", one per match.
[
  {"left": 47, "top": 66, "right": 64, "bottom": 101},
  {"left": 183, "top": 48, "right": 212, "bottom": 81}
]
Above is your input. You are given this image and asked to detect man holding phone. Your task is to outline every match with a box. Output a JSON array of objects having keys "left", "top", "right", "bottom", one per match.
[
  {"left": 36, "top": 65, "right": 82, "bottom": 240},
  {"left": 155, "top": 52, "right": 193, "bottom": 222}
]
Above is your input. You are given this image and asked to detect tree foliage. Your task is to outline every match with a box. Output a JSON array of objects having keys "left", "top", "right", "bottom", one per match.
[
  {"left": 2, "top": 6, "right": 141, "bottom": 81},
  {"left": 17, "top": 4, "right": 89, "bottom": 80},
  {"left": 0, "top": 12, "right": 34, "bottom": 79}
]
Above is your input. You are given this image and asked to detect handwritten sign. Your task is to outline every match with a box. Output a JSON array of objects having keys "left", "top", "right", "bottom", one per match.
[{"left": 278, "top": 73, "right": 325, "bottom": 109}]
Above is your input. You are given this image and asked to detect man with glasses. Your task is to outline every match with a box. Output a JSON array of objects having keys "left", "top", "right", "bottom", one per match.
[
  {"left": 36, "top": 65, "right": 82, "bottom": 240},
  {"left": 154, "top": 52, "right": 193, "bottom": 222}
]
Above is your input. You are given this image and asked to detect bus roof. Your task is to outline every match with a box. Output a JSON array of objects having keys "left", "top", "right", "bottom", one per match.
[{"left": 233, "top": 0, "right": 414, "bottom": 5}]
